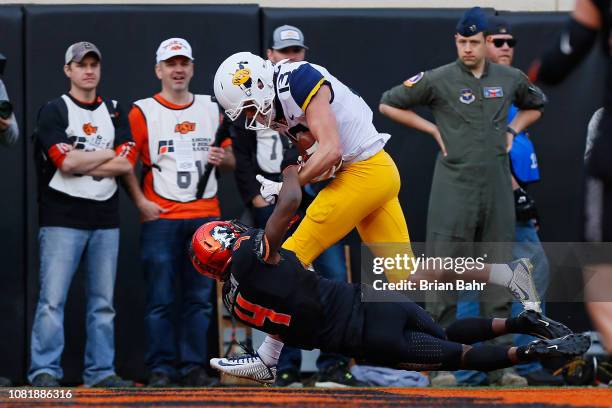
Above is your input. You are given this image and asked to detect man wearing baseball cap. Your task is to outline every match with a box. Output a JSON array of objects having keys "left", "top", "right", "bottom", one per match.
[
  {"left": 64, "top": 41, "right": 102, "bottom": 65},
  {"left": 442, "top": 15, "right": 555, "bottom": 387},
  {"left": 29, "top": 41, "right": 136, "bottom": 387},
  {"left": 267, "top": 25, "right": 308, "bottom": 62},
  {"left": 123, "top": 37, "right": 234, "bottom": 387}
]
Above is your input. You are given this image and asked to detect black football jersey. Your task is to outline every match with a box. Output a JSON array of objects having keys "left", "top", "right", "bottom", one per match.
[{"left": 222, "top": 228, "right": 324, "bottom": 349}]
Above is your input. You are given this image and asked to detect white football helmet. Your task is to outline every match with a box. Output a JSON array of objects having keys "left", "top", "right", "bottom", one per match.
[{"left": 214, "top": 52, "right": 275, "bottom": 130}]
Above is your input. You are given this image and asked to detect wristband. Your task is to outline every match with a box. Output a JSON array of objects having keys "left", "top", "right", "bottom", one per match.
[{"left": 507, "top": 126, "right": 518, "bottom": 137}]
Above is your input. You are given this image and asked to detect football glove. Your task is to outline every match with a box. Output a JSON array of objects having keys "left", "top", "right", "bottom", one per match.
[
  {"left": 256, "top": 174, "right": 282, "bottom": 205},
  {"left": 514, "top": 187, "right": 539, "bottom": 223}
]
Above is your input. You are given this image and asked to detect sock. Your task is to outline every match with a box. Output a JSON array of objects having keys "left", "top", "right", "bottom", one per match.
[
  {"left": 462, "top": 345, "right": 514, "bottom": 371},
  {"left": 257, "top": 336, "right": 284, "bottom": 367},
  {"left": 446, "top": 318, "right": 497, "bottom": 344},
  {"left": 488, "top": 264, "right": 513, "bottom": 287},
  {"left": 505, "top": 316, "right": 526, "bottom": 334}
]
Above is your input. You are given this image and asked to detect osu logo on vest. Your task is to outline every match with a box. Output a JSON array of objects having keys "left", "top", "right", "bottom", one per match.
[
  {"left": 158, "top": 140, "right": 175, "bottom": 154},
  {"left": 174, "top": 121, "right": 196, "bottom": 135},
  {"left": 82, "top": 123, "right": 98, "bottom": 135}
]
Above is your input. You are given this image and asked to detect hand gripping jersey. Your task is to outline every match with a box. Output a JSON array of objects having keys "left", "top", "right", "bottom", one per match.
[
  {"left": 47, "top": 95, "right": 118, "bottom": 201},
  {"left": 133, "top": 95, "right": 220, "bottom": 201},
  {"left": 222, "top": 228, "right": 324, "bottom": 350},
  {"left": 272, "top": 60, "right": 390, "bottom": 164}
]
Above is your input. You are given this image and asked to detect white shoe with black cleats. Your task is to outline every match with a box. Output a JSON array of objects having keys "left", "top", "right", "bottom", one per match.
[
  {"left": 507, "top": 258, "right": 542, "bottom": 312},
  {"left": 210, "top": 353, "right": 277, "bottom": 385}
]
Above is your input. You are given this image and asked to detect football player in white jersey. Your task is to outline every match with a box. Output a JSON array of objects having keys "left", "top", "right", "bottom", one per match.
[{"left": 215, "top": 52, "right": 411, "bottom": 281}]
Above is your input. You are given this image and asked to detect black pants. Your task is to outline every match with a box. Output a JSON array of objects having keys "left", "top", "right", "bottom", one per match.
[
  {"left": 321, "top": 285, "right": 514, "bottom": 372},
  {"left": 359, "top": 301, "right": 464, "bottom": 371}
]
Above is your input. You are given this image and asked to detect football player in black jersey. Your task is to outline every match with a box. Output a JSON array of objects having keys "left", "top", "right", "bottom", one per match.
[{"left": 190, "top": 165, "right": 589, "bottom": 384}]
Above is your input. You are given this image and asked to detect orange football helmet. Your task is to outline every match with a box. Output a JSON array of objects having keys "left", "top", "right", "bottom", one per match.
[{"left": 190, "top": 220, "right": 246, "bottom": 280}]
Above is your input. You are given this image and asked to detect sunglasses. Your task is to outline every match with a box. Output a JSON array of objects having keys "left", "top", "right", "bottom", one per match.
[
  {"left": 277, "top": 46, "right": 305, "bottom": 54},
  {"left": 492, "top": 38, "right": 517, "bottom": 48}
]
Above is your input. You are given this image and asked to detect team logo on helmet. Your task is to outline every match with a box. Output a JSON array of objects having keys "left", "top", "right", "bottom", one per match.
[
  {"left": 211, "top": 225, "right": 236, "bottom": 249},
  {"left": 230, "top": 62, "right": 254, "bottom": 96},
  {"left": 232, "top": 68, "right": 251, "bottom": 86}
]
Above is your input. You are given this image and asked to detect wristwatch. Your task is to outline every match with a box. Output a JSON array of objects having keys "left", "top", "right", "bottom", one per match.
[{"left": 507, "top": 126, "right": 518, "bottom": 137}]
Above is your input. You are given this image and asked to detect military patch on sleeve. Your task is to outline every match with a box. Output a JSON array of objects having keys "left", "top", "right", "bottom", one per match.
[{"left": 403, "top": 72, "right": 424, "bottom": 87}]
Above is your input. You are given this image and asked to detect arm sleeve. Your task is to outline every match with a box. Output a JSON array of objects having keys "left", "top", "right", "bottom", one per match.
[
  {"left": 231, "top": 120, "right": 262, "bottom": 205},
  {"left": 513, "top": 71, "right": 547, "bottom": 112},
  {"left": 37, "top": 100, "right": 71, "bottom": 168},
  {"left": 127, "top": 105, "right": 148, "bottom": 165},
  {"left": 0, "top": 81, "right": 19, "bottom": 147},
  {"left": 215, "top": 108, "right": 233, "bottom": 148},
  {"left": 288, "top": 63, "right": 328, "bottom": 111},
  {"left": 112, "top": 102, "right": 132, "bottom": 146},
  {"left": 380, "top": 71, "right": 434, "bottom": 109},
  {"left": 112, "top": 102, "right": 137, "bottom": 166}
]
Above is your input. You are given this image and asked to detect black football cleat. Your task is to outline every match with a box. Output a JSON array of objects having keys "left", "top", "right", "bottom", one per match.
[
  {"left": 524, "top": 334, "right": 591, "bottom": 360},
  {"left": 516, "top": 309, "right": 573, "bottom": 340}
]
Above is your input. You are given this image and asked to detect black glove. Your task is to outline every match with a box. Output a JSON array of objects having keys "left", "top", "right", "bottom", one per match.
[{"left": 514, "top": 187, "right": 539, "bottom": 223}]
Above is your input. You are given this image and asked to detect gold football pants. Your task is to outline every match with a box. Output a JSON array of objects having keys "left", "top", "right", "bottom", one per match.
[{"left": 282, "top": 150, "right": 413, "bottom": 282}]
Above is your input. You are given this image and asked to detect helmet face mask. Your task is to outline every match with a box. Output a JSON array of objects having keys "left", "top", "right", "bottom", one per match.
[
  {"left": 229, "top": 97, "right": 274, "bottom": 131},
  {"left": 214, "top": 52, "right": 276, "bottom": 131},
  {"left": 190, "top": 221, "right": 244, "bottom": 280},
  {"left": 210, "top": 224, "right": 237, "bottom": 250}
]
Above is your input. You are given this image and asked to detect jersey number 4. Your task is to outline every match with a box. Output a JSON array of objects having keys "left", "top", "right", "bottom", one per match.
[{"left": 234, "top": 293, "right": 292, "bottom": 328}]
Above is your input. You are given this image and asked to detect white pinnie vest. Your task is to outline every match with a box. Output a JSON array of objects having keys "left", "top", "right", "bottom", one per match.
[
  {"left": 134, "top": 95, "right": 220, "bottom": 201},
  {"left": 256, "top": 128, "right": 284, "bottom": 174},
  {"left": 48, "top": 95, "right": 117, "bottom": 201},
  {"left": 273, "top": 61, "right": 390, "bottom": 164}
]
